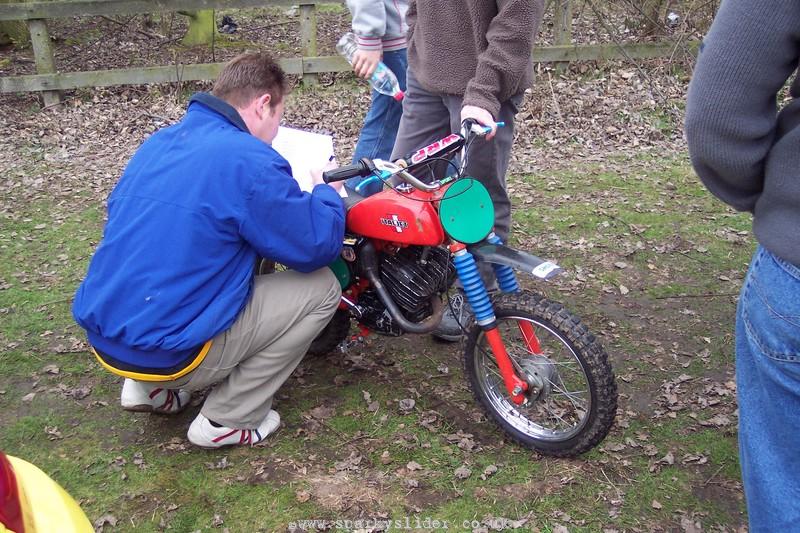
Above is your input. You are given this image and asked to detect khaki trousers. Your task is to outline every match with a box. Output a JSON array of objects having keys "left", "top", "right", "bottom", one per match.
[{"left": 164, "top": 268, "right": 341, "bottom": 427}]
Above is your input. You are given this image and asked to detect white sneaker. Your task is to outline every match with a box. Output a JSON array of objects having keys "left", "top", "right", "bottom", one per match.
[
  {"left": 187, "top": 411, "right": 280, "bottom": 448},
  {"left": 120, "top": 378, "right": 191, "bottom": 415}
]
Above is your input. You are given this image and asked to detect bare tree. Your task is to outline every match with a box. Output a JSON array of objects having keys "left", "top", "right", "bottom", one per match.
[
  {"left": 180, "top": 9, "right": 218, "bottom": 46},
  {"left": 0, "top": 0, "right": 29, "bottom": 46},
  {"left": 642, "top": 0, "right": 668, "bottom": 36}
]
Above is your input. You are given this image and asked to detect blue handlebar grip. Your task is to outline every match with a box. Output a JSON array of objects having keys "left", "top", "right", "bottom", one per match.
[{"left": 479, "top": 121, "right": 506, "bottom": 134}]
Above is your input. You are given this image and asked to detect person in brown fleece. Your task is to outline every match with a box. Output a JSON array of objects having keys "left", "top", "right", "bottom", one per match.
[{"left": 389, "top": 0, "right": 545, "bottom": 341}]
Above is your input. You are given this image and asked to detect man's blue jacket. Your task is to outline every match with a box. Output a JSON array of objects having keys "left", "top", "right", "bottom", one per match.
[{"left": 72, "top": 94, "right": 345, "bottom": 372}]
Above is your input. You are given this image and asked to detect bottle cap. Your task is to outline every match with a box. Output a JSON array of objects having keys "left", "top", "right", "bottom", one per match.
[{"left": 393, "top": 90, "right": 405, "bottom": 102}]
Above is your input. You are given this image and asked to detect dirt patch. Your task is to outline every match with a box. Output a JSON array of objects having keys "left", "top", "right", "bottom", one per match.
[
  {"left": 404, "top": 485, "right": 453, "bottom": 510},
  {"left": 499, "top": 476, "right": 565, "bottom": 502},
  {"left": 692, "top": 482, "right": 746, "bottom": 527},
  {"left": 245, "top": 460, "right": 300, "bottom": 488},
  {"left": 411, "top": 393, "right": 500, "bottom": 446},
  {"left": 308, "top": 472, "right": 385, "bottom": 513},
  {"left": 625, "top": 387, "right": 661, "bottom": 417}
]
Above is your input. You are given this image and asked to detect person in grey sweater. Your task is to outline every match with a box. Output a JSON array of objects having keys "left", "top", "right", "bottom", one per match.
[
  {"left": 390, "top": 0, "right": 544, "bottom": 341},
  {"left": 685, "top": 1, "right": 800, "bottom": 529}
]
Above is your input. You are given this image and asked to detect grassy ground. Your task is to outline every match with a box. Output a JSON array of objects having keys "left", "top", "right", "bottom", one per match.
[{"left": 0, "top": 83, "right": 748, "bottom": 531}]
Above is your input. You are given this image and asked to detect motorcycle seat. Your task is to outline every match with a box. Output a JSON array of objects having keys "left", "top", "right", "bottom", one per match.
[{"left": 343, "top": 187, "right": 367, "bottom": 210}]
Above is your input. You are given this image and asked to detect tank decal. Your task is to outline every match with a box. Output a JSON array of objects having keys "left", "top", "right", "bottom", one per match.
[{"left": 380, "top": 215, "right": 409, "bottom": 233}]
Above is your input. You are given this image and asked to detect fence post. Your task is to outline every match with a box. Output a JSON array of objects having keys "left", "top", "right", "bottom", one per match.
[
  {"left": 553, "top": 0, "right": 572, "bottom": 73},
  {"left": 27, "top": 18, "right": 61, "bottom": 107},
  {"left": 299, "top": 3, "right": 317, "bottom": 86}
]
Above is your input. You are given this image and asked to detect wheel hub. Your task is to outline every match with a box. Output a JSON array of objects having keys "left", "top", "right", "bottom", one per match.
[{"left": 517, "top": 356, "right": 557, "bottom": 401}]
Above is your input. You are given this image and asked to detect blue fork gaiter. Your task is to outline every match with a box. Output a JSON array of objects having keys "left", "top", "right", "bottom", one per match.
[
  {"left": 486, "top": 233, "right": 520, "bottom": 294},
  {"left": 453, "top": 249, "right": 495, "bottom": 326}
]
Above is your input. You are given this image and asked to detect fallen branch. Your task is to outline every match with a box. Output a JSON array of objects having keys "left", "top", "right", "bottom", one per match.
[
  {"left": 653, "top": 292, "right": 738, "bottom": 300},
  {"left": 547, "top": 71, "right": 565, "bottom": 124},
  {"left": 99, "top": 15, "right": 164, "bottom": 40},
  {"left": 703, "top": 464, "right": 726, "bottom": 486},
  {"left": 246, "top": 21, "right": 294, "bottom": 31}
]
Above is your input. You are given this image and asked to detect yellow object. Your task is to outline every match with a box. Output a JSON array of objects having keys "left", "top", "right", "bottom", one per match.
[
  {"left": 92, "top": 339, "right": 212, "bottom": 382},
  {"left": 6, "top": 455, "right": 93, "bottom": 533}
]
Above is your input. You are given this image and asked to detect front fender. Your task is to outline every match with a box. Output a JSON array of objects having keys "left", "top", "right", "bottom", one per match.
[{"left": 467, "top": 242, "right": 563, "bottom": 280}]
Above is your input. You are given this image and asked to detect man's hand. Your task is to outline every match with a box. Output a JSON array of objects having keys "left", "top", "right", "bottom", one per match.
[
  {"left": 461, "top": 105, "right": 498, "bottom": 140},
  {"left": 311, "top": 158, "right": 344, "bottom": 193},
  {"left": 352, "top": 49, "right": 382, "bottom": 79}
]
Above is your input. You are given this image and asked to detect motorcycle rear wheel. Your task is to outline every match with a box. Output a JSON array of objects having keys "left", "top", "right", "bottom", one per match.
[
  {"left": 257, "top": 259, "right": 351, "bottom": 356},
  {"left": 464, "top": 291, "right": 617, "bottom": 457},
  {"left": 307, "top": 309, "right": 351, "bottom": 356}
]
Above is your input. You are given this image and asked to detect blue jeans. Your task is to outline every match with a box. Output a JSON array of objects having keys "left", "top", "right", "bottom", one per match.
[
  {"left": 736, "top": 245, "right": 800, "bottom": 531},
  {"left": 347, "top": 48, "right": 407, "bottom": 196}
]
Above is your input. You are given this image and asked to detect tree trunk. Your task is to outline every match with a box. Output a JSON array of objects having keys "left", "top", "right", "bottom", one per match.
[
  {"left": 0, "top": 21, "right": 28, "bottom": 45},
  {"left": 0, "top": 0, "right": 30, "bottom": 46},
  {"left": 181, "top": 9, "right": 217, "bottom": 46},
  {"left": 641, "top": 0, "right": 666, "bottom": 37}
]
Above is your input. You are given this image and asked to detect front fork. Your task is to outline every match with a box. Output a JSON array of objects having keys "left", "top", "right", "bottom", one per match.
[
  {"left": 450, "top": 236, "right": 543, "bottom": 406},
  {"left": 484, "top": 233, "right": 543, "bottom": 355}
]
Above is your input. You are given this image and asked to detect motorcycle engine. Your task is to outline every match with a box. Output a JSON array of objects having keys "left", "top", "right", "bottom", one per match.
[{"left": 357, "top": 246, "right": 454, "bottom": 336}]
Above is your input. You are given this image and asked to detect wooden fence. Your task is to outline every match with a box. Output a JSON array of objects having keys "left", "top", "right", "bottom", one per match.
[{"left": 0, "top": 0, "right": 698, "bottom": 107}]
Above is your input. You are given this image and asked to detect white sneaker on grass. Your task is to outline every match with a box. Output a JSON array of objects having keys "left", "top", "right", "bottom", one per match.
[
  {"left": 120, "top": 378, "right": 191, "bottom": 415},
  {"left": 187, "top": 411, "right": 280, "bottom": 448}
]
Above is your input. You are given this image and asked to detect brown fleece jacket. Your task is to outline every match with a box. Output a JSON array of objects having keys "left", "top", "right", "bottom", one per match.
[{"left": 406, "top": 0, "right": 544, "bottom": 118}]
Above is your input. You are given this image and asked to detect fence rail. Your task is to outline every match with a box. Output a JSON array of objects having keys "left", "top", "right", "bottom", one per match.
[
  {"left": 0, "top": 0, "right": 308, "bottom": 21},
  {"left": 0, "top": 0, "right": 698, "bottom": 107}
]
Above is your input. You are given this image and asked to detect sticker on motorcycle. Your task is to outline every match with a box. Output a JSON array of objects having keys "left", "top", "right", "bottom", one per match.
[
  {"left": 409, "top": 134, "right": 461, "bottom": 165},
  {"left": 380, "top": 214, "right": 409, "bottom": 233},
  {"left": 531, "top": 261, "right": 562, "bottom": 279}
]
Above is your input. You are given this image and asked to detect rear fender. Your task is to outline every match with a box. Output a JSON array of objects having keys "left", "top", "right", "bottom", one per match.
[{"left": 468, "top": 242, "right": 563, "bottom": 280}]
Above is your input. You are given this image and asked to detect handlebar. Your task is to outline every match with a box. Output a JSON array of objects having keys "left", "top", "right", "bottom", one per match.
[
  {"left": 456, "top": 119, "right": 505, "bottom": 175},
  {"left": 325, "top": 119, "right": 504, "bottom": 194},
  {"left": 322, "top": 158, "right": 374, "bottom": 183},
  {"left": 377, "top": 161, "right": 441, "bottom": 192},
  {"left": 462, "top": 119, "right": 505, "bottom": 137}
]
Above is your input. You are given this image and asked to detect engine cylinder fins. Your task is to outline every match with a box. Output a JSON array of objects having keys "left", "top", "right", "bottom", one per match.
[{"left": 380, "top": 246, "right": 452, "bottom": 313}]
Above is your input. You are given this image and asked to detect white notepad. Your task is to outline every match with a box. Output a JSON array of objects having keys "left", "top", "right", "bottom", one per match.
[{"left": 271, "top": 126, "right": 346, "bottom": 197}]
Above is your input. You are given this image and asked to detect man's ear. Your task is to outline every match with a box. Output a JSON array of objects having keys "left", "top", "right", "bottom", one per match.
[{"left": 255, "top": 93, "right": 272, "bottom": 119}]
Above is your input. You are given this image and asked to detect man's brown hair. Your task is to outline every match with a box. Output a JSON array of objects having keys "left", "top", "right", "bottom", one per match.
[{"left": 211, "top": 52, "right": 288, "bottom": 108}]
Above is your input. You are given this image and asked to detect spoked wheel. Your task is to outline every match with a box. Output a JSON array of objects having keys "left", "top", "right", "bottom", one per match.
[
  {"left": 257, "top": 258, "right": 284, "bottom": 276},
  {"left": 257, "top": 258, "right": 351, "bottom": 356},
  {"left": 464, "top": 291, "right": 617, "bottom": 457},
  {"left": 307, "top": 309, "right": 350, "bottom": 356}
]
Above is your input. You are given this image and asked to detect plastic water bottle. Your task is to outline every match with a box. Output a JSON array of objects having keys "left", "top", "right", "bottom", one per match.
[{"left": 336, "top": 32, "right": 404, "bottom": 102}]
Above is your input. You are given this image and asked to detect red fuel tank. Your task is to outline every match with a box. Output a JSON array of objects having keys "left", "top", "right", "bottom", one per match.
[{"left": 346, "top": 188, "right": 447, "bottom": 245}]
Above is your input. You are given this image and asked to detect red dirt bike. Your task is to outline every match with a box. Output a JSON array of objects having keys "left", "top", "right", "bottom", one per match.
[{"left": 289, "top": 121, "right": 617, "bottom": 457}]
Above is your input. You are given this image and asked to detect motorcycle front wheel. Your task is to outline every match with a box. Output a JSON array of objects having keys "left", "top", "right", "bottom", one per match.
[{"left": 464, "top": 291, "right": 617, "bottom": 457}]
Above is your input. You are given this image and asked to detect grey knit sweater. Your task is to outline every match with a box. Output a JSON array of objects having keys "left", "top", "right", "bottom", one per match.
[
  {"left": 405, "top": 0, "right": 544, "bottom": 119},
  {"left": 346, "top": 0, "right": 408, "bottom": 52},
  {"left": 685, "top": 0, "right": 800, "bottom": 266}
]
